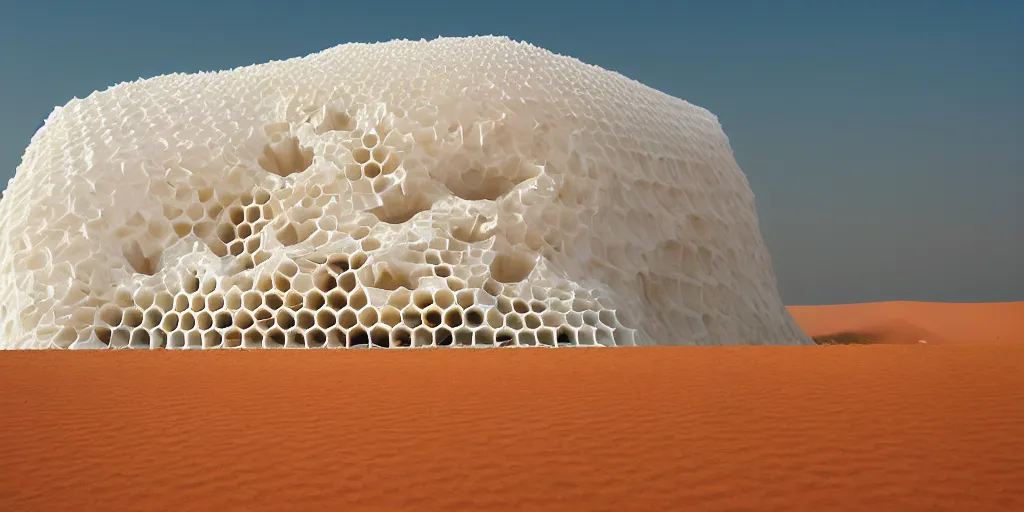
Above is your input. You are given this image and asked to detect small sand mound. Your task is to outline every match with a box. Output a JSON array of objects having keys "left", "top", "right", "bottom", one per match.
[{"left": 789, "top": 301, "right": 1024, "bottom": 344}]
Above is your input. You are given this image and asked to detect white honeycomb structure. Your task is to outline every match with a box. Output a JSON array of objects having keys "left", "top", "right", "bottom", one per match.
[{"left": 0, "top": 36, "right": 811, "bottom": 349}]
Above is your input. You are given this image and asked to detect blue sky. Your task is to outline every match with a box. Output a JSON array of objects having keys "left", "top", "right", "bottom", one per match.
[{"left": 0, "top": 0, "right": 1020, "bottom": 305}]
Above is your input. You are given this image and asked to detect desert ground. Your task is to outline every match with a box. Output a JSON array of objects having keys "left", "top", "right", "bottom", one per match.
[{"left": 1, "top": 301, "right": 1021, "bottom": 511}]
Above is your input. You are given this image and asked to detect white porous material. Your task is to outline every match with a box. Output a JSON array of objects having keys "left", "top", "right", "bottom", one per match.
[{"left": 0, "top": 36, "right": 811, "bottom": 349}]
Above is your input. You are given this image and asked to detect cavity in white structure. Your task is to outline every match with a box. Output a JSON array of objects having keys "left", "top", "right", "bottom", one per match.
[{"left": 0, "top": 36, "right": 811, "bottom": 349}]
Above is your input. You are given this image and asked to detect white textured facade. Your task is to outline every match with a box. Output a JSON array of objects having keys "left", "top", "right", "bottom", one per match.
[{"left": 0, "top": 36, "right": 810, "bottom": 349}]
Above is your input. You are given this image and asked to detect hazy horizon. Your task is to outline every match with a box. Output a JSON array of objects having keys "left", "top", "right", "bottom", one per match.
[{"left": 1, "top": 0, "right": 1020, "bottom": 306}]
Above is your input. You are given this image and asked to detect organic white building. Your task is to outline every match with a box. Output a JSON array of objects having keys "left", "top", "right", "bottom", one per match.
[{"left": 0, "top": 36, "right": 810, "bottom": 349}]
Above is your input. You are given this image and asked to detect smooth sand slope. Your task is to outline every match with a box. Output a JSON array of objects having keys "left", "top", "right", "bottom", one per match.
[
  {"left": 788, "top": 301, "right": 1024, "bottom": 344},
  {"left": 2, "top": 344, "right": 1023, "bottom": 511}
]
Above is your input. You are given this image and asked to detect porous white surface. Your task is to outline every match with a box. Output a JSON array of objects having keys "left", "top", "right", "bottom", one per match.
[{"left": 0, "top": 36, "right": 810, "bottom": 349}]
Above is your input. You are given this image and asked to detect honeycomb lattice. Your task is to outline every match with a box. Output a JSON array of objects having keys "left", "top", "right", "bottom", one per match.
[{"left": 0, "top": 36, "right": 811, "bottom": 349}]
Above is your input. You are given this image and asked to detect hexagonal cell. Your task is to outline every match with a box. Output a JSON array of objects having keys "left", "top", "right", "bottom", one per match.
[
  {"left": 473, "top": 327, "right": 495, "bottom": 346},
  {"left": 122, "top": 308, "right": 144, "bottom": 329},
  {"left": 275, "top": 309, "right": 296, "bottom": 330},
  {"left": 200, "top": 277, "right": 217, "bottom": 295},
  {"left": 182, "top": 272, "right": 202, "bottom": 294},
  {"left": 347, "top": 327, "right": 369, "bottom": 347},
  {"left": 350, "top": 290, "right": 370, "bottom": 309},
  {"left": 556, "top": 326, "right": 577, "bottom": 346},
  {"left": 596, "top": 326, "right": 615, "bottom": 347},
  {"left": 180, "top": 312, "right": 197, "bottom": 331},
  {"left": 295, "top": 309, "right": 315, "bottom": 330},
  {"left": 353, "top": 147, "right": 372, "bottom": 165},
  {"left": 422, "top": 307, "right": 443, "bottom": 329},
  {"left": 97, "top": 304, "right": 123, "bottom": 327},
  {"left": 495, "top": 297, "right": 513, "bottom": 315},
  {"left": 338, "top": 272, "right": 358, "bottom": 293},
  {"left": 108, "top": 327, "right": 130, "bottom": 348},
  {"left": 411, "top": 326, "right": 433, "bottom": 347},
  {"left": 537, "top": 328, "right": 557, "bottom": 346},
  {"left": 244, "top": 236, "right": 262, "bottom": 254},
  {"left": 265, "top": 328, "right": 287, "bottom": 348},
  {"left": 566, "top": 312, "right": 583, "bottom": 328},
  {"left": 378, "top": 306, "right": 401, "bottom": 327},
  {"left": 411, "top": 289, "right": 433, "bottom": 310},
  {"left": 434, "top": 327, "right": 453, "bottom": 347},
  {"left": 357, "top": 307, "right": 378, "bottom": 327},
  {"left": 244, "top": 205, "right": 261, "bottom": 224},
  {"left": 225, "top": 291, "right": 243, "bottom": 312},
  {"left": 443, "top": 308, "right": 463, "bottom": 328},
  {"left": 306, "top": 328, "right": 328, "bottom": 348},
  {"left": 169, "top": 331, "right": 186, "bottom": 349},
  {"left": 577, "top": 326, "right": 596, "bottom": 346},
  {"left": 203, "top": 331, "right": 223, "bottom": 349},
  {"left": 290, "top": 273, "right": 315, "bottom": 295},
  {"left": 253, "top": 307, "right": 273, "bottom": 329},
  {"left": 217, "top": 222, "right": 237, "bottom": 244},
  {"left": 344, "top": 163, "right": 362, "bottom": 181},
  {"left": 495, "top": 329, "right": 516, "bottom": 347},
  {"left": 215, "top": 311, "right": 233, "bottom": 329},
  {"left": 272, "top": 272, "right": 292, "bottom": 293},
  {"left": 313, "top": 269, "right": 336, "bottom": 293},
  {"left": 155, "top": 292, "right": 175, "bottom": 312},
  {"left": 207, "top": 293, "right": 225, "bottom": 312},
  {"left": 265, "top": 293, "right": 285, "bottom": 310},
  {"left": 141, "top": 308, "right": 161, "bottom": 329},
  {"left": 189, "top": 294, "right": 206, "bottom": 312},
  {"left": 485, "top": 308, "right": 504, "bottom": 329},
  {"left": 324, "top": 289, "right": 348, "bottom": 310},
  {"left": 226, "top": 204, "right": 245, "bottom": 226},
  {"left": 161, "top": 312, "right": 180, "bottom": 331},
  {"left": 338, "top": 308, "right": 358, "bottom": 330},
  {"left": 505, "top": 314, "right": 524, "bottom": 330},
  {"left": 224, "top": 329, "right": 243, "bottom": 350},
  {"left": 315, "top": 309, "right": 336, "bottom": 330},
  {"left": 454, "top": 289, "right": 475, "bottom": 309},
  {"left": 236, "top": 223, "right": 253, "bottom": 240},
  {"left": 369, "top": 326, "right": 390, "bottom": 347},
  {"left": 390, "top": 326, "right": 412, "bottom": 347},
  {"left": 454, "top": 328, "right": 473, "bottom": 346},
  {"left": 434, "top": 289, "right": 455, "bottom": 310},
  {"left": 401, "top": 306, "right": 422, "bottom": 328},
  {"left": 133, "top": 290, "right": 156, "bottom": 309},
  {"left": 462, "top": 307, "right": 485, "bottom": 328},
  {"left": 517, "top": 330, "right": 537, "bottom": 347},
  {"left": 524, "top": 313, "right": 542, "bottom": 329},
  {"left": 197, "top": 312, "right": 214, "bottom": 331},
  {"left": 185, "top": 331, "right": 203, "bottom": 348},
  {"left": 243, "top": 329, "right": 263, "bottom": 348},
  {"left": 349, "top": 252, "right": 368, "bottom": 270}
]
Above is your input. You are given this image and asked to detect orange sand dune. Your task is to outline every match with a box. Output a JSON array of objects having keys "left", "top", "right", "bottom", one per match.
[
  {"left": 2, "top": 346, "right": 1023, "bottom": 511},
  {"left": 789, "top": 301, "right": 1024, "bottom": 344}
]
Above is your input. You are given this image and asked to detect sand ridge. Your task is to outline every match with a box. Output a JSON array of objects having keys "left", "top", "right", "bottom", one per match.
[
  {"left": 2, "top": 344, "right": 1022, "bottom": 511},
  {"left": 788, "top": 301, "right": 1024, "bottom": 344}
]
